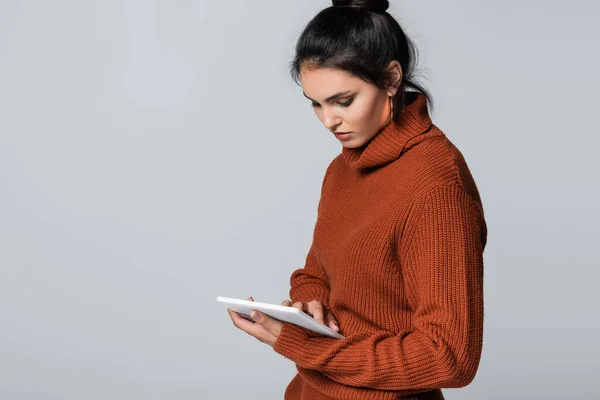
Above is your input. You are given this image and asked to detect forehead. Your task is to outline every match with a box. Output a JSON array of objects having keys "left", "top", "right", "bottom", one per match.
[{"left": 300, "top": 67, "right": 365, "bottom": 98}]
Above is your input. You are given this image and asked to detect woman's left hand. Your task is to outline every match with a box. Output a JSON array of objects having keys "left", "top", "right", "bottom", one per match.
[{"left": 227, "top": 297, "right": 285, "bottom": 348}]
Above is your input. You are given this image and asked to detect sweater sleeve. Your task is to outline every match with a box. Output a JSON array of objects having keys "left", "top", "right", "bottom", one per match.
[
  {"left": 287, "top": 163, "right": 334, "bottom": 307},
  {"left": 273, "top": 183, "right": 487, "bottom": 390},
  {"left": 288, "top": 241, "right": 331, "bottom": 307}
]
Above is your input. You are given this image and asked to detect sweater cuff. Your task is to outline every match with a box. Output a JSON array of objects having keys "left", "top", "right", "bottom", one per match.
[{"left": 273, "top": 322, "right": 312, "bottom": 361}]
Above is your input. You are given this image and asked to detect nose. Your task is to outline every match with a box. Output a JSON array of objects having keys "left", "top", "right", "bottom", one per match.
[{"left": 322, "top": 107, "right": 340, "bottom": 131}]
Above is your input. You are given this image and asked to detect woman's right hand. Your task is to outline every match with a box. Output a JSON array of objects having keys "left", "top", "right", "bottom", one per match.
[{"left": 281, "top": 299, "right": 339, "bottom": 332}]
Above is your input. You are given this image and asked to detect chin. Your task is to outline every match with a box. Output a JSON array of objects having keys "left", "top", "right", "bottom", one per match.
[{"left": 339, "top": 137, "right": 366, "bottom": 149}]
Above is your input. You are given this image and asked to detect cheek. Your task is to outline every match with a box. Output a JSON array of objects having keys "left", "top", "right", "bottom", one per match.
[{"left": 346, "top": 100, "right": 379, "bottom": 131}]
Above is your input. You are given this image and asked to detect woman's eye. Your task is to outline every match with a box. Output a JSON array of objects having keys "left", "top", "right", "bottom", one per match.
[{"left": 310, "top": 99, "right": 353, "bottom": 108}]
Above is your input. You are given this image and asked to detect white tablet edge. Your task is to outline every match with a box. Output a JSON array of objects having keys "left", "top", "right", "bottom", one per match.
[{"left": 217, "top": 296, "right": 345, "bottom": 339}]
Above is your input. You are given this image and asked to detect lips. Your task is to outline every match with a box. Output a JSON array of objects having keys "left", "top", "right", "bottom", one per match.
[{"left": 334, "top": 132, "right": 352, "bottom": 140}]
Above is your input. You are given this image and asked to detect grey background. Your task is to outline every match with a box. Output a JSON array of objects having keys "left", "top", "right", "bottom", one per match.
[{"left": 1, "top": 0, "right": 598, "bottom": 399}]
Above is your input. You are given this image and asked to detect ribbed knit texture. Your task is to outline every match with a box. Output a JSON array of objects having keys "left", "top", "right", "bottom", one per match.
[{"left": 273, "top": 92, "right": 488, "bottom": 400}]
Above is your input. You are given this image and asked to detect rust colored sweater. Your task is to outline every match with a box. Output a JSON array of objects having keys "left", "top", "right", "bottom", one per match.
[{"left": 272, "top": 92, "right": 488, "bottom": 400}]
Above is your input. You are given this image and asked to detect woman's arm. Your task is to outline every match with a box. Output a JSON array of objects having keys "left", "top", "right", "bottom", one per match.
[
  {"left": 288, "top": 241, "right": 331, "bottom": 307},
  {"left": 287, "top": 161, "right": 335, "bottom": 307},
  {"left": 273, "top": 183, "right": 487, "bottom": 391}
]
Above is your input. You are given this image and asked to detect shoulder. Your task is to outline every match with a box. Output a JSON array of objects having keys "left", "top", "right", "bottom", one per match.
[{"left": 396, "top": 124, "right": 484, "bottom": 208}]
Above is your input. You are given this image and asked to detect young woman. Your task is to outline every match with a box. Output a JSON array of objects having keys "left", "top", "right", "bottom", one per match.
[{"left": 227, "top": 1, "right": 488, "bottom": 399}]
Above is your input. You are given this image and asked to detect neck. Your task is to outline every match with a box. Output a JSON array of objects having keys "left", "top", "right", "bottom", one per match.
[{"left": 340, "top": 92, "right": 433, "bottom": 170}]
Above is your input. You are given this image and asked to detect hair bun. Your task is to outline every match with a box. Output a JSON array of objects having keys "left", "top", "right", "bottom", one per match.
[{"left": 332, "top": 0, "right": 389, "bottom": 13}]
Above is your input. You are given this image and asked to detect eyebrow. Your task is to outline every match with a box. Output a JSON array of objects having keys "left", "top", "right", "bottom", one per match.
[{"left": 303, "top": 90, "right": 353, "bottom": 103}]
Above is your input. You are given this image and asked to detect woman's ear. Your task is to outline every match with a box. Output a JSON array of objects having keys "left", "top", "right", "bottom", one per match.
[{"left": 386, "top": 60, "right": 402, "bottom": 97}]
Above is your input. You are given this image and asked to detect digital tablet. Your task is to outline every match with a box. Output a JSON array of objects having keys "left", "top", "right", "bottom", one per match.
[{"left": 217, "top": 296, "right": 344, "bottom": 339}]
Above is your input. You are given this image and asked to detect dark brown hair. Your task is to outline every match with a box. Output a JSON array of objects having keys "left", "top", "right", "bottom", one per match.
[{"left": 289, "top": 0, "right": 433, "bottom": 120}]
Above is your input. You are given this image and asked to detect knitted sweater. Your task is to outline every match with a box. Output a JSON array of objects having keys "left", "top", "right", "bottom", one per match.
[{"left": 272, "top": 92, "right": 488, "bottom": 400}]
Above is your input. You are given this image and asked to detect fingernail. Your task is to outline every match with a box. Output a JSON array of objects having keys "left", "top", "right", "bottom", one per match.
[{"left": 251, "top": 311, "right": 259, "bottom": 319}]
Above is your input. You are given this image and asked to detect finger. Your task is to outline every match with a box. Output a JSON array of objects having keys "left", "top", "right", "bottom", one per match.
[
  {"left": 325, "top": 313, "right": 339, "bottom": 331},
  {"left": 302, "top": 302, "right": 311, "bottom": 315},
  {"left": 308, "top": 301, "right": 324, "bottom": 324},
  {"left": 228, "top": 308, "right": 254, "bottom": 327},
  {"left": 229, "top": 308, "right": 276, "bottom": 342},
  {"left": 292, "top": 301, "right": 303, "bottom": 311},
  {"left": 248, "top": 297, "right": 254, "bottom": 301},
  {"left": 250, "top": 310, "right": 283, "bottom": 339},
  {"left": 281, "top": 300, "right": 292, "bottom": 307}
]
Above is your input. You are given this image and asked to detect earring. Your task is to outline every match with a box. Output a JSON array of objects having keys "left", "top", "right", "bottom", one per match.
[{"left": 389, "top": 95, "right": 394, "bottom": 122}]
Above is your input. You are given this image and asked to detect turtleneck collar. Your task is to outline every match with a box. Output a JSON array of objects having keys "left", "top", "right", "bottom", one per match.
[{"left": 341, "top": 92, "right": 433, "bottom": 170}]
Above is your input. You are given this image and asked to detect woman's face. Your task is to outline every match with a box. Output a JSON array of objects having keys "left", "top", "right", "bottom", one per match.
[{"left": 299, "top": 65, "right": 397, "bottom": 148}]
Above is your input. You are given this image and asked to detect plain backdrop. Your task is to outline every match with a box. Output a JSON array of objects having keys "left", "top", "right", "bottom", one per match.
[{"left": 1, "top": 0, "right": 599, "bottom": 399}]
